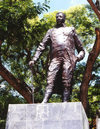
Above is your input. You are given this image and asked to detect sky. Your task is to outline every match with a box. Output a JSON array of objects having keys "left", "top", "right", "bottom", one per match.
[{"left": 34, "top": 0, "right": 89, "bottom": 17}]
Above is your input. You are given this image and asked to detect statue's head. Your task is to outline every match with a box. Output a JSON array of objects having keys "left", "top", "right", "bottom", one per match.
[{"left": 56, "top": 12, "right": 66, "bottom": 25}]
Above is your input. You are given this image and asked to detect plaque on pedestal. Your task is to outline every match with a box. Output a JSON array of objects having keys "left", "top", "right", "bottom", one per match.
[{"left": 5, "top": 102, "right": 89, "bottom": 129}]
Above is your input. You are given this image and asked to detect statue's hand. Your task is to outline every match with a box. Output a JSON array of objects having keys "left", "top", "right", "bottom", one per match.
[
  {"left": 29, "top": 60, "right": 35, "bottom": 67},
  {"left": 73, "top": 56, "right": 78, "bottom": 63},
  {"left": 76, "top": 56, "right": 81, "bottom": 62}
]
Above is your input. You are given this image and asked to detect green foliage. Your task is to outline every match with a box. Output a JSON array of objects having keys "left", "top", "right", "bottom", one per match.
[
  {"left": 0, "top": 0, "right": 50, "bottom": 128},
  {"left": 0, "top": 2, "right": 100, "bottom": 128},
  {"left": 0, "top": 85, "right": 26, "bottom": 129},
  {"left": 39, "top": 5, "right": 100, "bottom": 122},
  {"left": 0, "top": 0, "right": 50, "bottom": 80}
]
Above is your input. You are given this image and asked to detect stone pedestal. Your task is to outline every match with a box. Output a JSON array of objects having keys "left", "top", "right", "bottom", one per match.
[
  {"left": 96, "top": 118, "right": 100, "bottom": 129},
  {"left": 5, "top": 102, "right": 89, "bottom": 129}
]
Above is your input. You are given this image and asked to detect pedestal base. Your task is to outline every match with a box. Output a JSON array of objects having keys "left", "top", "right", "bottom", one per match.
[
  {"left": 5, "top": 102, "right": 89, "bottom": 129},
  {"left": 97, "top": 118, "right": 100, "bottom": 129}
]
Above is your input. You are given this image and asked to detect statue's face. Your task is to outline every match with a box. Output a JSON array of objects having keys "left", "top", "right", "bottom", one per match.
[{"left": 56, "top": 13, "right": 65, "bottom": 25}]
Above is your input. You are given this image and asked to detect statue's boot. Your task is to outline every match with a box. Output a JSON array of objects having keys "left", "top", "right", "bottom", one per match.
[
  {"left": 62, "top": 88, "right": 70, "bottom": 102},
  {"left": 42, "top": 90, "right": 52, "bottom": 103}
]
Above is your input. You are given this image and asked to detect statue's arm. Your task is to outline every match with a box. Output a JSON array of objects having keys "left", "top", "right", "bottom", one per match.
[
  {"left": 73, "top": 28, "right": 85, "bottom": 61},
  {"left": 29, "top": 29, "right": 51, "bottom": 65}
]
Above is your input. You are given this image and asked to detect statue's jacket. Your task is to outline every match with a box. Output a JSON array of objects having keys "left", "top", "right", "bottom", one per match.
[
  {"left": 33, "top": 26, "right": 85, "bottom": 94},
  {"left": 33, "top": 27, "right": 85, "bottom": 67}
]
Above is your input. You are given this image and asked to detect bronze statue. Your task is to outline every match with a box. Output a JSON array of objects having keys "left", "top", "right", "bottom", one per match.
[{"left": 29, "top": 12, "right": 85, "bottom": 103}]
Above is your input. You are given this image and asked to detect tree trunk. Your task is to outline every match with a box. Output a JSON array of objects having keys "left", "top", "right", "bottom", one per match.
[
  {"left": 0, "top": 40, "right": 33, "bottom": 103},
  {"left": 80, "top": 28, "right": 100, "bottom": 112},
  {"left": 87, "top": 0, "right": 100, "bottom": 20},
  {"left": 0, "top": 62, "right": 33, "bottom": 103},
  {"left": 0, "top": 40, "right": 1, "bottom": 62}
]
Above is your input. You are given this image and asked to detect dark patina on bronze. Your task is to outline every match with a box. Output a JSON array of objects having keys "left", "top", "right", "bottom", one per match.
[{"left": 29, "top": 12, "right": 85, "bottom": 103}]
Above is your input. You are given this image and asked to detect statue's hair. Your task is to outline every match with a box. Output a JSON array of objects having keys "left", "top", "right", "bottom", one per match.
[{"left": 56, "top": 12, "right": 66, "bottom": 20}]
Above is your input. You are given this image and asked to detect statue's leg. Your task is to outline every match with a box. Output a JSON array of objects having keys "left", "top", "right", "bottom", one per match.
[
  {"left": 42, "top": 89, "right": 52, "bottom": 103},
  {"left": 62, "top": 60, "right": 74, "bottom": 102},
  {"left": 42, "top": 58, "right": 61, "bottom": 103}
]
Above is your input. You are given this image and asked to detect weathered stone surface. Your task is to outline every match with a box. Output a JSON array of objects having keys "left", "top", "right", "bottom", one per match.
[
  {"left": 5, "top": 102, "right": 89, "bottom": 129},
  {"left": 97, "top": 118, "right": 100, "bottom": 129}
]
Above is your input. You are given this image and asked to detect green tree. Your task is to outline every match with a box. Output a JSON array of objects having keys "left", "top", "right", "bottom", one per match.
[
  {"left": 32, "top": 5, "right": 100, "bottom": 125},
  {"left": 0, "top": 2, "right": 100, "bottom": 128},
  {"left": 0, "top": 84, "right": 25, "bottom": 129},
  {"left": 80, "top": 1, "right": 100, "bottom": 116},
  {"left": 0, "top": 0, "right": 50, "bottom": 103},
  {"left": 0, "top": 0, "right": 50, "bottom": 128}
]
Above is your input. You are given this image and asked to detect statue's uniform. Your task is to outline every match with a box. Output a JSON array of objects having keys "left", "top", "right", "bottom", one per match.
[{"left": 33, "top": 27, "right": 85, "bottom": 102}]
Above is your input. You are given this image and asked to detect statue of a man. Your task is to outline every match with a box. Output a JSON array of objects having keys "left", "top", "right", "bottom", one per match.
[{"left": 29, "top": 12, "right": 85, "bottom": 103}]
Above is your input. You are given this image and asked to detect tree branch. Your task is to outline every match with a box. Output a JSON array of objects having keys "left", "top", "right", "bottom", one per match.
[
  {"left": 0, "top": 40, "right": 2, "bottom": 46},
  {"left": 0, "top": 40, "right": 2, "bottom": 62},
  {"left": 0, "top": 40, "right": 33, "bottom": 103},
  {"left": 0, "top": 62, "right": 33, "bottom": 103},
  {"left": 80, "top": 28, "right": 100, "bottom": 112},
  {"left": 87, "top": 0, "right": 100, "bottom": 20}
]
